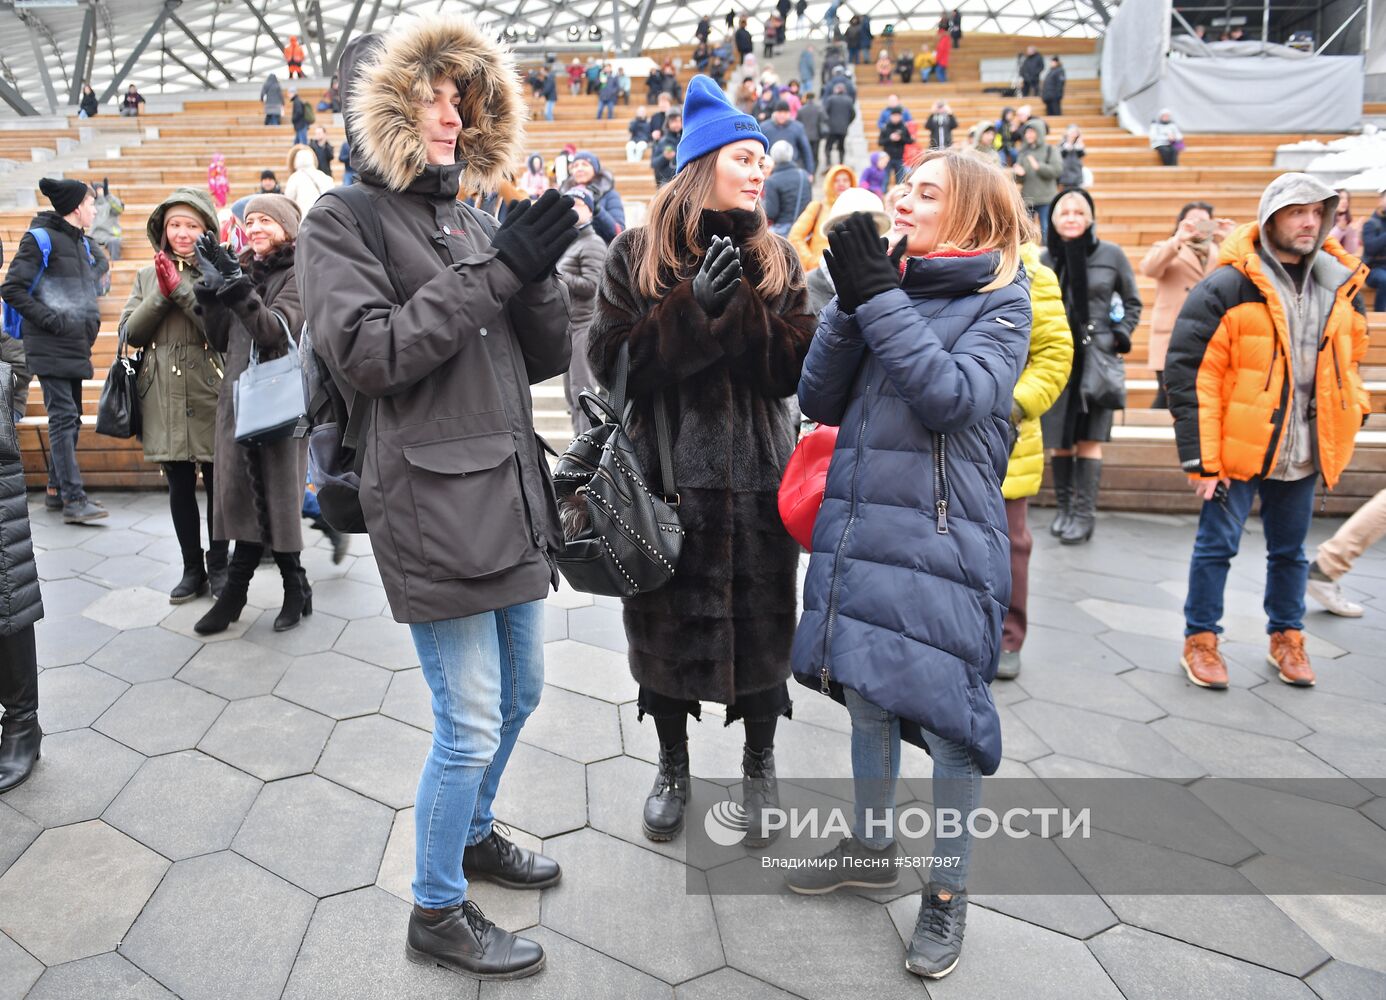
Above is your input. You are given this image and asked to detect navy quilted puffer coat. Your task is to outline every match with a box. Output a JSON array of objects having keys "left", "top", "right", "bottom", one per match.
[{"left": 791, "top": 251, "right": 1030, "bottom": 776}]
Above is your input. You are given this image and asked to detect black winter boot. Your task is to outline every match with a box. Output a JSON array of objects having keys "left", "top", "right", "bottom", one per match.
[
  {"left": 1060, "top": 458, "right": 1102, "bottom": 545},
  {"left": 0, "top": 712, "right": 42, "bottom": 794},
  {"left": 1048, "top": 454, "right": 1075, "bottom": 537},
  {"left": 206, "top": 545, "right": 229, "bottom": 600},
  {"left": 643, "top": 741, "right": 690, "bottom": 841},
  {"left": 194, "top": 544, "right": 259, "bottom": 635},
  {"left": 170, "top": 550, "right": 208, "bottom": 604},
  {"left": 405, "top": 901, "right": 545, "bottom": 980},
  {"left": 311, "top": 517, "right": 350, "bottom": 564},
  {"left": 741, "top": 746, "right": 781, "bottom": 847},
  {"left": 273, "top": 551, "right": 313, "bottom": 632}
]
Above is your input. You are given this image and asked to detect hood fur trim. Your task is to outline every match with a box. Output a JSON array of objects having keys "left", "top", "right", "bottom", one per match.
[{"left": 348, "top": 15, "right": 525, "bottom": 194}]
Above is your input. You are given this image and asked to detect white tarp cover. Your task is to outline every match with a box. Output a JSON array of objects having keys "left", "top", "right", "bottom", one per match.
[
  {"left": 1099, "top": 0, "right": 1168, "bottom": 112},
  {"left": 1122, "top": 54, "right": 1365, "bottom": 133}
]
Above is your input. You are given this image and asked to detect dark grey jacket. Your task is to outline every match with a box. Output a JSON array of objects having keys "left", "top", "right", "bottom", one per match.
[
  {"left": 823, "top": 92, "right": 856, "bottom": 136},
  {"left": 558, "top": 224, "right": 608, "bottom": 413},
  {"left": 0, "top": 212, "right": 106, "bottom": 379},
  {"left": 298, "top": 25, "right": 570, "bottom": 625},
  {"left": 0, "top": 362, "right": 42, "bottom": 637}
]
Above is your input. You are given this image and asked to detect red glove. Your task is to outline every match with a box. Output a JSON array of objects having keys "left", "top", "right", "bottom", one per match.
[{"left": 154, "top": 252, "right": 180, "bottom": 298}]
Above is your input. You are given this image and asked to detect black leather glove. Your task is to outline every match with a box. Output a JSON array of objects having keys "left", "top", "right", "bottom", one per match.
[
  {"left": 193, "top": 231, "right": 242, "bottom": 293},
  {"left": 692, "top": 235, "right": 742, "bottom": 317},
  {"left": 491, "top": 189, "right": 580, "bottom": 285},
  {"left": 822, "top": 213, "right": 905, "bottom": 314}
]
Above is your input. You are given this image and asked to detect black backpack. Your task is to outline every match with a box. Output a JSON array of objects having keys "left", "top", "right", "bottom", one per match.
[{"left": 297, "top": 183, "right": 404, "bottom": 533}]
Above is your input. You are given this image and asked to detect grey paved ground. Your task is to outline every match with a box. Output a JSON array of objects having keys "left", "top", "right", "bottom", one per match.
[{"left": 2, "top": 491, "right": 1385, "bottom": 999}]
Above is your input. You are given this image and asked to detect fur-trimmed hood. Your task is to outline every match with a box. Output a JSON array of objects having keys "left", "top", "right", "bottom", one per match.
[{"left": 343, "top": 15, "right": 525, "bottom": 195}]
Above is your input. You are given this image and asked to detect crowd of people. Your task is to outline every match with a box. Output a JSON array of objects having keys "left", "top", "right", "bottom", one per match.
[{"left": 0, "top": 10, "right": 1382, "bottom": 993}]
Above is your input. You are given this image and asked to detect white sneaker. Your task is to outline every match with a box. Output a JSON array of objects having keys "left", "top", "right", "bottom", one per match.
[{"left": 1306, "top": 578, "right": 1364, "bottom": 618}]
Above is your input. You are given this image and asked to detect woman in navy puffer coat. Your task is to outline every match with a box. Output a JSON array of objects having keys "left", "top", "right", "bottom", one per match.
[{"left": 787, "top": 149, "right": 1031, "bottom": 982}]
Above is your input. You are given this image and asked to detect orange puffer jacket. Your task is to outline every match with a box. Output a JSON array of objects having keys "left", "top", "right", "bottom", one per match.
[{"left": 1165, "top": 224, "right": 1370, "bottom": 489}]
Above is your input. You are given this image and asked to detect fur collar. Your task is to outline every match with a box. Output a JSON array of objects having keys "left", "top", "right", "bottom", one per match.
[
  {"left": 243, "top": 242, "right": 296, "bottom": 283},
  {"left": 346, "top": 16, "right": 525, "bottom": 195},
  {"left": 699, "top": 208, "right": 761, "bottom": 245}
]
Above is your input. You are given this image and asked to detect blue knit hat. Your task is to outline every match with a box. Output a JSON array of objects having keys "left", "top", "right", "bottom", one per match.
[{"left": 676, "top": 75, "right": 767, "bottom": 173}]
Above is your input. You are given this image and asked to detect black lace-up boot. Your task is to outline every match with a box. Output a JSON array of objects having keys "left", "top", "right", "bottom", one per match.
[
  {"left": 463, "top": 824, "right": 562, "bottom": 889},
  {"left": 405, "top": 900, "right": 544, "bottom": 980},
  {"left": 642, "top": 741, "right": 690, "bottom": 841}
]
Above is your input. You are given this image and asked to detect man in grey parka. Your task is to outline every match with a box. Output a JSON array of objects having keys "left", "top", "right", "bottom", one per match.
[{"left": 556, "top": 186, "right": 609, "bottom": 430}]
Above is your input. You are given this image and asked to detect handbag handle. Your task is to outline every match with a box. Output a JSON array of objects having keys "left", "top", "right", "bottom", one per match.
[
  {"left": 247, "top": 310, "right": 297, "bottom": 367},
  {"left": 605, "top": 342, "right": 678, "bottom": 504}
]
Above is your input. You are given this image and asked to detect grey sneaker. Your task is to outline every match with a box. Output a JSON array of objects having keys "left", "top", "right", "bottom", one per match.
[
  {"left": 62, "top": 499, "right": 108, "bottom": 524},
  {"left": 784, "top": 837, "right": 900, "bottom": 895},
  {"left": 1306, "top": 575, "right": 1364, "bottom": 618},
  {"left": 996, "top": 650, "right": 1022, "bottom": 680},
  {"left": 906, "top": 883, "right": 968, "bottom": 980}
]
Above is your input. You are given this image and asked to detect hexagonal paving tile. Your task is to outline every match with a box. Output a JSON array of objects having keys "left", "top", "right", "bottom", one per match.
[
  {"left": 0, "top": 804, "right": 40, "bottom": 873},
  {"left": 519, "top": 685, "right": 623, "bottom": 764},
  {"left": 0, "top": 821, "right": 168, "bottom": 966},
  {"left": 81, "top": 586, "right": 173, "bottom": 630},
  {"left": 119, "top": 851, "right": 315, "bottom": 1000},
  {"left": 481, "top": 926, "right": 673, "bottom": 1000},
  {"left": 34, "top": 615, "right": 117, "bottom": 667},
  {"left": 233, "top": 774, "right": 394, "bottom": 896},
  {"left": 334, "top": 616, "right": 419, "bottom": 670},
  {"left": 197, "top": 695, "right": 335, "bottom": 781},
  {"left": 281, "top": 887, "right": 475, "bottom": 1000},
  {"left": 488, "top": 742, "right": 588, "bottom": 839},
  {"left": 83, "top": 556, "right": 168, "bottom": 589},
  {"left": 674, "top": 968, "right": 797, "bottom": 1000},
  {"left": 306, "top": 578, "right": 388, "bottom": 620},
  {"left": 35, "top": 578, "right": 109, "bottom": 617},
  {"left": 161, "top": 599, "right": 264, "bottom": 643},
  {"left": 315, "top": 715, "right": 431, "bottom": 808},
  {"left": 542, "top": 639, "right": 639, "bottom": 704},
  {"left": 177, "top": 641, "right": 293, "bottom": 700},
  {"left": 34, "top": 546, "right": 103, "bottom": 582},
  {"left": 34, "top": 664, "right": 128, "bottom": 733},
  {"left": 379, "top": 668, "right": 432, "bottom": 731},
  {"left": 1088, "top": 923, "right": 1317, "bottom": 1000},
  {"left": 1, "top": 729, "right": 143, "bottom": 829},
  {"left": 94, "top": 679, "right": 227, "bottom": 756},
  {"left": 87, "top": 626, "right": 202, "bottom": 684},
  {"left": 25, "top": 951, "right": 176, "bottom": 999},
  {"left": 273, "top": 651, "right": 392, "bottom": 720},
  {"left": 243, "top": 608, "right": 348, "bottom": 657},
  {"left": 541, "top": 828, "right": 722, "bottom": 983},
  {"left": 0, "top": 931, "right": 42, "bottom": 999},
  {"left": 103, "top": 750, "right": 262, "bottom": 861}
]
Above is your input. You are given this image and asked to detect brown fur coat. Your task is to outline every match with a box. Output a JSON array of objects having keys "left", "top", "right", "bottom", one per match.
[{"left": 587, "top": 209, "right": 816, "bottom": 704}]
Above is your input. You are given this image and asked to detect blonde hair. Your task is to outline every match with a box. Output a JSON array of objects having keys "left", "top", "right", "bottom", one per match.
[
  {"left": 632, "top": 148, "right": 793, "bottom": 301},
  {"left": 910, "top": 148, "right": 1027, "bottom": 292},
  {"left": 1054, "top": 190, "right": 1094, "bottom": 226}
]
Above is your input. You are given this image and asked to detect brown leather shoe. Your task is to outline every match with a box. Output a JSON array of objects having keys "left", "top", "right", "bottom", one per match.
[
  {"left": 1268, "top": 629, "right": 1315, "bottom": 686},
  {"left": 1180, "top": 632, "right": 1229, "bottom": 689}
]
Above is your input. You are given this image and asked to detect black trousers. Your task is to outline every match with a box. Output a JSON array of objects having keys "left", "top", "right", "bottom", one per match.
[
  {"left": 825, "top": 133, "right": 847, "bottom": 166},
  {"left": 163, "top": 462, "right": 227, "bottom": 564},
  {"left": 0, "top": 626, "right": 38, "bottom": 717},
  {"left": 1156, "top": 144, "right": 1179, "bottom": 166},
  {"left": 637, "top": 682, "right": 792, "bottom": 726},
  {"left": 1044, "top": 98, "right": 1062, "bottom": 117}
]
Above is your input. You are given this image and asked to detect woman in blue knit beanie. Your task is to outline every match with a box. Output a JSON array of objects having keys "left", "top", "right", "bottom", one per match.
[{"left": 586, "top": 75, "right": 816, "bottom": 846}]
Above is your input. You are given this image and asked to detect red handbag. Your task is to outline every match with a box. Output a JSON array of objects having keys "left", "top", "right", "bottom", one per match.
[{"left": 777, "top": 424, "right": 839, "bottom": 549}]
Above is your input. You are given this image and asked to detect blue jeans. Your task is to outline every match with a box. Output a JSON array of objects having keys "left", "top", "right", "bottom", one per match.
[
  {"left": 935, "top": 65, "right": 948, "bottom": 82},
  {"left": 845, "top": 687, "right": 980, "bottom": 893},
  {"left": 38, "top": 376, "right": 84, "bottom": 503},
  {"left": 1184, "top": 474, "right": 1318, "bottom": 636},
  {"left": 409, "top": 600, "right": 545, "bottom": 908},
  {"left": 1367, "top": 267, "right": 1386, "bottom": 312},
  {"left": 294, "top": 125, "right": 308, "bottom": 144},
  {"left": 597, "top": 99, "right": 615, "bottom": 119},
  {"left": 544, "top": 99, "right": 555, "bottom": 122},
  {"left": 1030, "top": 203, "right": 1050, "bottom": 242}
]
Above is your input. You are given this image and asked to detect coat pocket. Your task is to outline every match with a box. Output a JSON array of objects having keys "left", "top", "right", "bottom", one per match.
[{"left": 403, "top": 431, "right": 531, "bottom": 582}]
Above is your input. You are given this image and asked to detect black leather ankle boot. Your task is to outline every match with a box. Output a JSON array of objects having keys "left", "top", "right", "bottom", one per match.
[
  {"left": 405, "top": 901, "right": 544, "bottom": 980},
  {"left": 0, "top": 711, "right": 42, "bottom": 794},
  {"left": 643, "top": 741, "right": 690, "bottom": 841},
  {"left": 170, "top": 550, "right": 207, "bottom": 604},
  {"left": 272, "top": 552, "right": 312, "bottom": 632},
  {"left": 194, "top": 544, "right": 259, "bottom": 635},
  {"left": 741, "top": 745, "right": 781, "bottom": 847}
]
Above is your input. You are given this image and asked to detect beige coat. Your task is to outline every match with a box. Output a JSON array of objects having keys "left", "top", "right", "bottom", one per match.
[{"left": 1139, "top": 236, "right": 1220, "bottom": 371}]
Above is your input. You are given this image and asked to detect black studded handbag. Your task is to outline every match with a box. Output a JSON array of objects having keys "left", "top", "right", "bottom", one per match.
[{"left": 552, "top": 342, "right": 682, "bottom": 598}]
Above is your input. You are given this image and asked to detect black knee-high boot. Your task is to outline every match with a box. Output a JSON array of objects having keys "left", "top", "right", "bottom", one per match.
[
  {"left": 194, "top": 543, "right": 261, "bottom": 635},
  {"left": 272, "top": 551, "right": 313, "bottom": 632}
]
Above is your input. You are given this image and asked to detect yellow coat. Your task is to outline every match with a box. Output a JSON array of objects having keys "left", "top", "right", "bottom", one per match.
[{"left": 1003, "top": 243, "right": 1073, "bottom": 499}]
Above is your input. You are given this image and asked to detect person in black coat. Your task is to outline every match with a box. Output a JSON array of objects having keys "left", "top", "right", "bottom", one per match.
[
  {"left": 0, "top": 178, "right": 107, "bottom": 523},
  {"left": 1019, "top": 46, "right": 1045, "bottom": 97},
  {"left": 1042, "top": 57, "right": 1066, "bottom": 117},
  {"left": 1041, "top": 188, "right": 1142, "bottom": 545},
  {"left": 735, "top": 19, "right": 754, "bottom": 64},
  {"left": 79, "top": 83, "right": 99, "bottom": 118},
  {"left": 309, "top": 126, "right": 335, "bottom": 176},
  {"left": 878, "top": 109, "right": 911, "bottom": 186},
  {"left": 0, "top": 361, "right": 44, "bottom": 794}
]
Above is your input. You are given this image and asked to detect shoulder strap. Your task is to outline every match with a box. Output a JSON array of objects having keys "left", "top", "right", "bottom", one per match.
[
  {"left": 24, "top": 229, "right": 52, "bottom": 294},
  {"left": 609, "top": 343, "right": 677, "bottom": 502}
]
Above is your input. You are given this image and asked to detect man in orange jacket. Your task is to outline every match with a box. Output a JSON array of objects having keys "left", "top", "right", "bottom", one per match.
[{"left": 1166, "top": 173, "right": 1370, "bottom": 691}]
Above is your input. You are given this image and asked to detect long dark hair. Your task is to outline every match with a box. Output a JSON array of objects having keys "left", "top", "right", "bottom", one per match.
[{"left": 1174, "top": 201, "right": 1214, "bottom": 234}]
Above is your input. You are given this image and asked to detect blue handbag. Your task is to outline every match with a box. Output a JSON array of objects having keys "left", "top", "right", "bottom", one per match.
[{"left": 233, "top": 311, "right": 306, "bottom": 446}]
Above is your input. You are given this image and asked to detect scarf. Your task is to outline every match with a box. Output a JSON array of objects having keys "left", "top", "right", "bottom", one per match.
[{"left": 1045, "top": 188, "right": 1098, "bottom": 334}]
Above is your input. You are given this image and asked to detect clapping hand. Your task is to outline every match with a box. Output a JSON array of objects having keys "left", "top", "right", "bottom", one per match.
[
  {"left": 822, "top": 213, "right": 906, "bottom": 314},
  {"left": 154, "top": 252, "right": 181, "bottom": 298},
  {"left": 692, "top": 235, "right": 742, "bottom": 317},
  {"left": 193, "top": 231, "right": 242, "bottom": 292}
]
